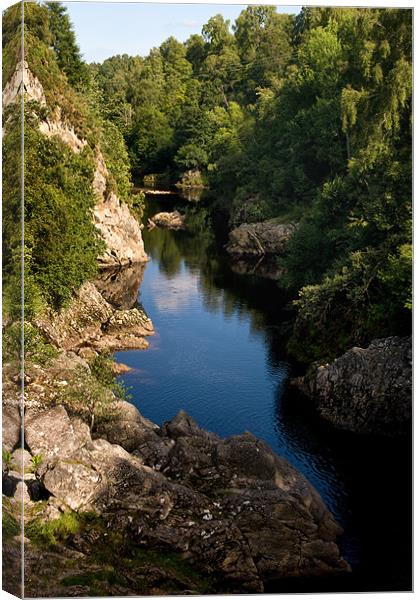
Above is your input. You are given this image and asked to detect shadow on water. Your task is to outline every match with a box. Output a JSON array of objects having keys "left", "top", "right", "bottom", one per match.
[{"left": 114, "top": 192, "right": 412, "bottom": 593}]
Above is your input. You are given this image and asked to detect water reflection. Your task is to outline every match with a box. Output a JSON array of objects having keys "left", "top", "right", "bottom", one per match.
[
  {"left": 150, "top": 269, "right": 200, "bottom": 313},
  {"left": 177, "top": 186, "right": 205, "bottom": 203},
  {"left": 95, "top": 263, "right": 146, "bottom": 309},
  {"left": 114, "top": 194, "right": 411, "bottom": 592}
]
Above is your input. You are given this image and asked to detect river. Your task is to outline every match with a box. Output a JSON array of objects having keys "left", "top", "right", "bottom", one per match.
[{"left": 116, "top": 192, "right": 412, "bottom": 592}]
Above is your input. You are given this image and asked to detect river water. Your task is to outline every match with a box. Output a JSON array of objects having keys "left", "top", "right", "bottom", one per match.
[{"left": 116, "top": 193, "right": 411, "bottom": 592}]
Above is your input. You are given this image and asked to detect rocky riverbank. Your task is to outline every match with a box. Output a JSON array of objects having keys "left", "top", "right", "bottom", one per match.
[
  {"left": 2, "top": 213, "right": 352, "bottom": 596},
  {"left": 34, "top": 279, "right": 154, "bottom": 354},
  {"left": 291, "top": 336, "right": 412, "bottom": 436},
  {"left": 3, "top": 352, "right": 350, "bottom": 596}
]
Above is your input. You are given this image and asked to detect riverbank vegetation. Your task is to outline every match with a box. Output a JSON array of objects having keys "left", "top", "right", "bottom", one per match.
[{"left": 92, "top": 6, "right": 412, "bottom": 361}]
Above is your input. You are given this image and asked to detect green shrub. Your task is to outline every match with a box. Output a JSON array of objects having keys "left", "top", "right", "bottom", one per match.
[
  {"left": 91, "top": 353, "right": 133, "bottom": 403},
  {"left": 52, "top": 365, "right": 116, "bottom": 431},
  {"left": 2, "top": 449, "right": 13, "bottom": 471},
  {"left": 31, "top": 454, "right": 43, "bottom": 472},
  {"left": 3, "top": 322, "right": 57, "bottom": 365},
  {"left": 24, "top": 123, "right": 103, "bottom": 310}
]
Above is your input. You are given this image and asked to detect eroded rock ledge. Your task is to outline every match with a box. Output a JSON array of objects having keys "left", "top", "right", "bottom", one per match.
[
  {"left": 34, "top": 280, "right": 154, "bottom": 353},
  {"left": 291, "top": 336, "right": 412, "bottom": 436}
]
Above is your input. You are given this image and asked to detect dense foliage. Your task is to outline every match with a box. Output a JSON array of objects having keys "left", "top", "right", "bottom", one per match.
[
  {"left": 93, "top": 6, "right": 412, "bottom": 361},
  {"left": 2, "top": 2, "right": 140, "bottom": 317},
  {"left": 91, "top": 6, "right": 292, "bottom": 180}
]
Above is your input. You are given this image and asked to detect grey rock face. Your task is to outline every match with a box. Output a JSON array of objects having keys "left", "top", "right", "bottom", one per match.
[
  {"left": 29, "top": 405, "right": 349, "bottom": 591},
  {"left": 94, "top": 400, "right": 170, "bottom": 458},
  {"left": 2, "top": 61, "right": 46, "bottom": 108},
  {"left": 226, "top": 221, "right": 296, "bottom": 257},
  {"left": 292, "top": 336, "right": 412, "bottom": 436},
  {"left": 25, "top": 406, "right": 92, "bottom": 463}
]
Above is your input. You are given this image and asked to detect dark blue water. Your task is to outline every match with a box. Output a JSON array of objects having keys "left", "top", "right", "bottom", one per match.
[{"left": 116, "top": 195, "right": 412, "bottom": 592}]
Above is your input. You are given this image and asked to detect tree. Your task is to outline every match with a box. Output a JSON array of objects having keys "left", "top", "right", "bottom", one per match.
[{"left": 45, "top": 1, "right": 89, "bottom": 88}]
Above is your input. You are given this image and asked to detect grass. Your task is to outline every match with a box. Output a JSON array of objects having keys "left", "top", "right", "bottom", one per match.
[
  {"left": 2, "top": 507, "right": 20, "bottom": 541},
  {"left": 61, "top": 567, "right": 126, "bottom": 593},
  {"left": 25, "top": 511, "right": 82, "bottom": 547},
  {"left": 28, "top": 509, "right": 214, "bottom": 594}
]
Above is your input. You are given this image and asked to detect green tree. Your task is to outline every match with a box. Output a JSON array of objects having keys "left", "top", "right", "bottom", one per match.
[{"left": 45, "top": 1, "right": 89, "bottom": 88}]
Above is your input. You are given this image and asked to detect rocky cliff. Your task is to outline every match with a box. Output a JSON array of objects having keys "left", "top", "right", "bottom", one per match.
[
  {"left": 291, "top": 336, "right": 412, "bottom": 436},
  {"left": 3, "top": 60, "right": 147, "bottom": 268}
]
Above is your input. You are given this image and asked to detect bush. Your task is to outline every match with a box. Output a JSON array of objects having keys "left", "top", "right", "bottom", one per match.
[
  {"left": 24, "top": 123, "right": 103, "bottom": 310},
  {"left": 53, "top": 365, "right": 116, "bottom": 431},
  {"left": 3, "top": 322, "right": 57, "bottom": 365}
]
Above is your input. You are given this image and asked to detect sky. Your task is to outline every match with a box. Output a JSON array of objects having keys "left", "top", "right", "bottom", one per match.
[{"left": 64, "top": 2, "right": 301, "bottom": 63}]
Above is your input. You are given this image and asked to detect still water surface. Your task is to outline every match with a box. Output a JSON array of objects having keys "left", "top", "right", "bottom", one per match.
[{"left": 116, "top": 195, "right": 411, "bottom": 591}]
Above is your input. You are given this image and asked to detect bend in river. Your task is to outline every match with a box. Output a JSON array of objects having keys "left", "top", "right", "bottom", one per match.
[{"left": 115, "top": 193, "right": 411, "bottom": 593}]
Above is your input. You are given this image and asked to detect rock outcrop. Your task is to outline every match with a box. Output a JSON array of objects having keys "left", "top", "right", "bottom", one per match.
[
  {"left": 21, "top": 405, "right": 349, "bottom": 593},
  {"left": 2, "top": 60, "right": 46, "bottom": 108},
  {"left": 2, "top": 363, "right": 22, "bottom": 453},
  {"left": 226, "top": 221, "right": 296, "bottom": 257},
  {"left": 34, "top": 281, "right": 154, "bottom": 353},
  {"left": 291, "top": 336, "right": 412, "bottom": 436},
  {"left": 38, "top": 107, "right": 87, "bottom": 154},
  {"left": 149, "top": 210, "right": 186, "bottom": 230},
  {"left": 93, "top": 150, "right": 147, "bottom": 267}
]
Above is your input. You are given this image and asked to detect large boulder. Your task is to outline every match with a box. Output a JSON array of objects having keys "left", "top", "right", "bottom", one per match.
[
  {"left": 25, "top": 405, "right": 92, "bottom": 463},
  {"left": 149, "top": 211, "right": 186, "bottom": 230},
  {"left": 2, "top": 404, "right": 21, "bottom": 454},
  {"left": 94, "top": 400, "right": 173, "bottom": 463},
  {"left": 291, "top": 336, "right": 412, "bottom": 436},
  {"left": 226, "top": 221, "right": 296, "bottom": 257}
]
